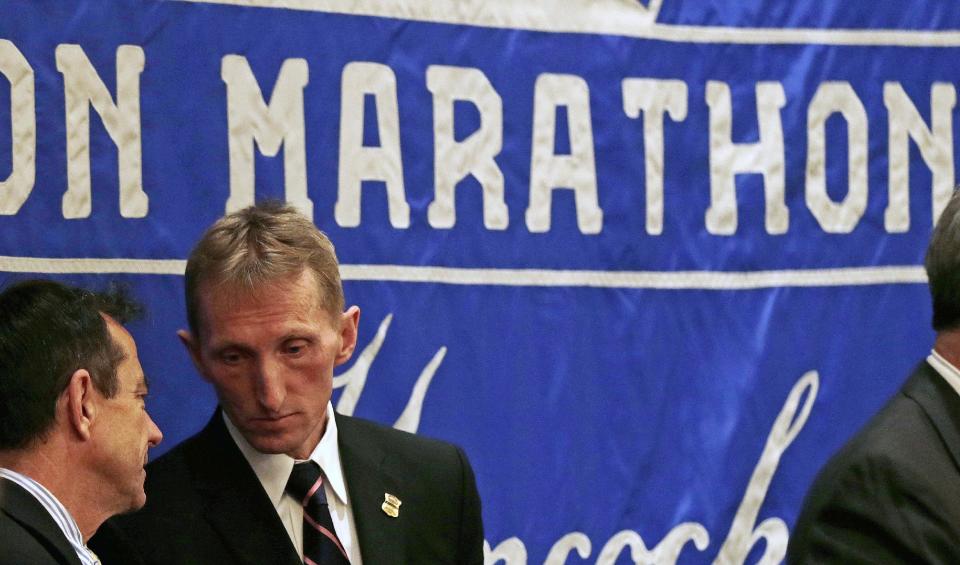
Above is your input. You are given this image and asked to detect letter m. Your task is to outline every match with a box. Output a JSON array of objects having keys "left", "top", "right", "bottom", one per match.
[{"left": 221, "top": 55, "right": 311, "bottom": 217}]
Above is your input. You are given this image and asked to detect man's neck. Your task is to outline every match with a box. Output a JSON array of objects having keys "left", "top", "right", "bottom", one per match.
[
  {"left": 933, "top": 329, "right": 960, "bottom": 369},
  {"left": 1, "top": 447, "right": 107, "bottom": 541}
]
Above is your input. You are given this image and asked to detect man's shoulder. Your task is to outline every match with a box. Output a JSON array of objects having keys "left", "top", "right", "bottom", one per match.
[
  {"left": 336, "top": 412, "right": 458, "bottom": 445},
  {"left": 0, "top": 479, "right": 59, "bottom": 539},
  {"left": 0, "top": 480, "right": 75, "bottom": 565},
  {"left": 837, "top": 388, "right": 936, "bottom": 466},
  {"left": 806, "top": 370, "right": 956, "bottom": 504},
  {"left": 0, "top": 514, "right": 64, "bottom": 565},
  {"left": 824, "top": 364, "right": 960, "bottom": 481},
  {"left": 336, "top": 412, "right": 468, "bottom": 463},
  {"left": 787, "top": 364, "right": 960, "bottom": 562},
  {"left": 334, "top": 413, "right": 484, "bottom": 565},
  {"left": 0, "top": 504, "right": 44, "bottom": 555}
]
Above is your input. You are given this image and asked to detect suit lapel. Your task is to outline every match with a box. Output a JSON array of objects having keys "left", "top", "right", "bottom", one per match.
[
  {"left": 188, "top": 411, "right": 302, "bottom": 565},
  {"left": 337, "top": 414, "right": 408, "bottom": 563},
  {"left": 904, "top": 362, "right": 960, "bottom": 471},
  {"left": 0, "top": 478, "right": 83, "bottom": 565}
]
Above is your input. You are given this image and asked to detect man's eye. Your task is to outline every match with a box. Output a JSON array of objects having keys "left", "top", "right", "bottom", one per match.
[
  {"left": 220, "top": 352, "right": 242, "bottom": 364},
  {"left": 284, "top": 341, "right": 308, "bottom": 355}
]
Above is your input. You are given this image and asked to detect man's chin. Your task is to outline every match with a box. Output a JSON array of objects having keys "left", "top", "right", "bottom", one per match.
[
  {"left": 245, "top": 432, "right": 301, "bottom": 456},
  {"left": 240, "top": 418, "right": 321, "bottom": 457},
  {"left": 120, "top": 491, "right": 148, "bottom": 514}
]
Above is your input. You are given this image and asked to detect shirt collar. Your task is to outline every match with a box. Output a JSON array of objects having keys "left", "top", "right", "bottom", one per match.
[
  {"left": 223, "top": 403, "right": 349, "bottom": 508},
  {"left": 312, "top": 403, "right": 349, "bottom": 505},
  {"left": 928, "top": 348, "right": 960, "bottom": 399}
]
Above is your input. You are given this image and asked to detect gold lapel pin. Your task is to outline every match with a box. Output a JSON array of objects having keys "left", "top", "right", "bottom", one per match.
[{"left": 381, "top": 493, "right": 401, "bottom": 518}]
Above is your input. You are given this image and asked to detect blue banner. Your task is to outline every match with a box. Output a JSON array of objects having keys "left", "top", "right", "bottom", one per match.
[{"left": 0, "top": 0, "right": 954, "bottom": 562}]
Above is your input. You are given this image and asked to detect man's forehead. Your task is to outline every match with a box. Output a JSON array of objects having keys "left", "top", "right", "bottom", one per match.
[
  {"left": 195, "top": 274, "right": 340, "bottom": 339},
  {"left": 198, "top": 272, "right": 333, "bottom": 318},
  {"left": 204, "top": 270, "right": 320, "bottom": 299},
  {"left": 102, "top": 313, "right": 136, "bottom": 352},
  {"left": 104, "top": 315, "right": 147, "bottom": 390}
]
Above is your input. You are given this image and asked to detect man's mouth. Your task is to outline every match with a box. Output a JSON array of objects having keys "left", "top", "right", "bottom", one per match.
[{"left": 252, "top": 413, "right": 295, "bottom": 423}]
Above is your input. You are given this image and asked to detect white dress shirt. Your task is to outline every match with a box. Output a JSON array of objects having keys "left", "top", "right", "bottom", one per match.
[
  {"left": 0, "top": 467, "right": 101, "bottom": 565},
  {"left": 223, "top": 402, "right": 363, "bottom": 564},
  {"left": 928, "top": 348, "right": 960, "bottom": 398}
]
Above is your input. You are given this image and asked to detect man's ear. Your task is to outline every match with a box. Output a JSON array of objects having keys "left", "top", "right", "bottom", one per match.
[
  {"left": 62, "top": 369, "right": 96, "bottom": 441},
  {"left": 335, "top": 306, "right": 360, "bottom": 366},
  {"left": 177, "top": 329, "right": 207, "bottom": 379}
]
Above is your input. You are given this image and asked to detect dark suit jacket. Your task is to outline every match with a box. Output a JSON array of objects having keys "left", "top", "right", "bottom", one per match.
[
  {"left": 788, "top": 362, "right": 960, "bottom": 563},
  {"left": 92, "top": 410, "right": 484, "bottom": 564},
  {"left": 0, "top": 477, "right": 82, "bottom": 565}
]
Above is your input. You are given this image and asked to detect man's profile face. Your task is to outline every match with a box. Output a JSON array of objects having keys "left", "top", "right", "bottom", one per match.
[
  {"left": 92, "top": 317, "right": 163, "bottom": 513},
  {"left": 183, "top": 270, "right": 359, "bottom": 460}
]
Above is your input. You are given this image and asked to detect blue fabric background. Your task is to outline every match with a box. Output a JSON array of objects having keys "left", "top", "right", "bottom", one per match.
[{"left": 0, "top": 1, "right": 950, "bottom": 562}]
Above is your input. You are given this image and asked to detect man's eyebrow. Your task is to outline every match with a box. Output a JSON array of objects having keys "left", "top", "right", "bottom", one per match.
[
  {"left": 138, "top": 374, "right": 151, "bottom": 392},
  {"left": 281, "top": 332, "right": 315, "bottom": 342},
  {"left": 210, "top": 340, "right": 253, "bottom": 354}
]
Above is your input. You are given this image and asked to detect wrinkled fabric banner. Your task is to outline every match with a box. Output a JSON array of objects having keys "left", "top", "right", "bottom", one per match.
[{"left": 0, "top": 0, "right": 953, "bottom": 562}]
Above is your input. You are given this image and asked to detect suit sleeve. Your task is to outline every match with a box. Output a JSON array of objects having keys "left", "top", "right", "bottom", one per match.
[{"left": 454, "top": 445, "right": 485, "bottom": 565}]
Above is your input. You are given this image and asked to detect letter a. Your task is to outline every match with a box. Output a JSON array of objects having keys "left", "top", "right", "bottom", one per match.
[
  {"left": 336, "top": 62, "right": 410, "bottom": 228},
  {"left": 526, "top": 73, "right": 603, "bottom": 234}
]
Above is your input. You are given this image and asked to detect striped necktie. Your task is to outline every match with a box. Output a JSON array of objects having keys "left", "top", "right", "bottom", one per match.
[{"left": 286, "top": 461, "right": 351, "bottom": 565}]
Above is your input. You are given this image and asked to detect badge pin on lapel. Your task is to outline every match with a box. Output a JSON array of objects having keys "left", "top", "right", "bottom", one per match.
[{"left": 381, "top": 493, "right": 401, "bottom": 518}]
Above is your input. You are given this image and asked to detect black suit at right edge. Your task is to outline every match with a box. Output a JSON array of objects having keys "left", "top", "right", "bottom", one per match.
[{"left": 788, "top": 362, "right": 960, "bottom": 563}]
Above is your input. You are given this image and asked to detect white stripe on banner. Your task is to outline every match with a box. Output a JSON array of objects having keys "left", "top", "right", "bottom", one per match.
[
  {"left": 0, "top": 256, "right": 927, "bottom": 289},
  {"left": 176, "top": 0, "right": 960, "bottom": 46},
  {"left": 0, "top": 257, "right": 188, "bottom": 275}
]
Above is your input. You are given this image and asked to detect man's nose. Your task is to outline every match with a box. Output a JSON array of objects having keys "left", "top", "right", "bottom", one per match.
[
  {"left": 147, "top": 414, "right": 163, "bottom": 447},
  {"left": 255, "top": 358, "right": 286, "bottom": 412}
]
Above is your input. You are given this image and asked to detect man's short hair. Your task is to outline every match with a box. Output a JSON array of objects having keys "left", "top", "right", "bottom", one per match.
[
  {"left": 0, "top": 279, "right": 143, "bottom": 450},
  {"left": 926, "top": 189, "right": 960, "bottom": 331},
  {"left": 184, "top": 201, "right": 344, "bottom": 337}
]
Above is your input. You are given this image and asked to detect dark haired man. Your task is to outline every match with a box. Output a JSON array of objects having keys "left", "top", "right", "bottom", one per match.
[
  {"left": 789, "top": 190, "right": 960, "bottom": 562},
  {"left": 0, "top": 279, "right": 163, "bottom": 564}
]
